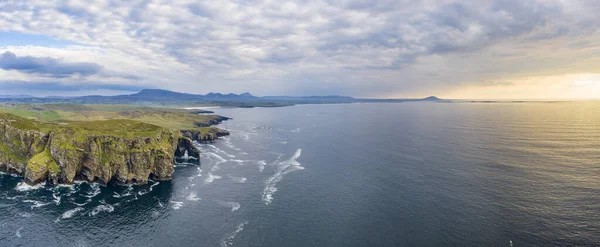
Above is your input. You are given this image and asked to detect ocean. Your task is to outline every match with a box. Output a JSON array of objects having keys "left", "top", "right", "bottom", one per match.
[{"left": 1, "top": 102, "right": 599, "bottom": 246}]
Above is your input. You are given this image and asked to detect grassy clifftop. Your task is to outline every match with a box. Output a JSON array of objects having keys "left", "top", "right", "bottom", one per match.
[
  {"left": 0, "top": 104, "right": 227, "bottom": 130},
  {"left": 0, "top": 104, "right": 230, "bottom": 186}
]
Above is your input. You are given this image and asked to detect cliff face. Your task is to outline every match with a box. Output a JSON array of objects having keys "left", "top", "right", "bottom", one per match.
[
  {"left": 180, "top": 127, "right": 230, "bottom": 143},
  {"left": 0, "top": 113, "right": 201, "bottom": 186}
]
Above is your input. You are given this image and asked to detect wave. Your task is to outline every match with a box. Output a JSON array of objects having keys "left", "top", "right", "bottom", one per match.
[
  {"left": 23, "top": 199, "right": 51, "bottom": 209},
  {"left": 0, "top": 171, "right": 19, "bottom": 177},
  {"left": 230, "top": 159, "right": 245, "bottom": 164},
  {"left": 83, "top": 183, "right": 101, "bottom": 199},
  {"left": 205, "top": 152, "right": 227, "bottom": 164},
  {"left": 229, "top": 176, "right": 247, "bottom": 183},
  {"left": 186, "top": 192, "right": 201, "bottom": 201},
  {"left": 223, "top": 137, "right": 241, "bottom": 151},
  {"left": 15, "top": 182, "right": 45, "bottom": 191},
  {"left": 217, "top": 201, "right": 241, "bottom": 212},
  {"left": 15, "top": 227, "right": 23, "bottom": 238},
  {"left": 52, "top": 191, "right": 61, "bottom": 205},
  {"left": 208, "top": 144, "right": 236, "bottom": 158},
  {"left": 90, "top": 204, "right": 114, "bottom": 216},
  {"left": 61, "top": 207, "right": 84, "bottom": 219},
  {"left": 113, "top": 185, "right": 134, "bottom": 198},
  {"left": 257, "top": 160, "right": 267, "bottom": 172},
  {"left": 220, "top": 221, "right": 249, "bottom": 247},
  {"left": 204, "top": 173, "right": 222, "bottom": 184},
  {"left": 170, "top": 201, "right": 184, "bottom": 210},
  {"left": 19, "top": 212, "right": 33, "bottom": 218},
  {"left": 262, "top": 149, "right": 304, "bottom": 205}
]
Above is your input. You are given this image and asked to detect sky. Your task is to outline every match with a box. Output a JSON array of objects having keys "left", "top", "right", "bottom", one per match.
[{"left": 0, "top": 0, "right": 599, "bottom": 99}]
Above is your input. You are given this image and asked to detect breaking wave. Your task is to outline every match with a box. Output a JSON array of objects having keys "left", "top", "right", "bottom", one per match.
[
  {"left": 220, "top": 221, "right": 249, "bottom": 247},
  {"left": 15, "top": 182, "right": 45, "bottom": 192},
  {"left": 229, "top": 176, "right": 247, "bottom": 183},
  {"left": 262, "top": 149, "right": 304, "bottom": 205},
  {"left": 217, "top": 201, "right": 241, "bottom": 212},
  {"left": 23, "top": 199, "right": 51, "bottom": 209},
  {"left": 60, "top": 207, "right": 84, "bottom": 220},
  {"left": 204, "top": 173, "right": 222, "bottom": 184},
  {"left": 90, "top": 203, "right": 114, "bottom": 216},
  {"left": 170, "top": 201, "right": 184, "bottom": 210},
  {"left": 186, "top": 192, "right": 201, "bottom": 201}
]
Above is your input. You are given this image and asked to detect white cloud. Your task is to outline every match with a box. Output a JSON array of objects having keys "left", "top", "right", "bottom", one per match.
[{"left": 0, "top": 0, "right": 599, "bottom": 97}]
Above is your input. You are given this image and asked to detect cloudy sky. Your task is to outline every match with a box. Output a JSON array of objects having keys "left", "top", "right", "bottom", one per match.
[{"left": 1, "top": 0, "right": 599, "bottom": 99}]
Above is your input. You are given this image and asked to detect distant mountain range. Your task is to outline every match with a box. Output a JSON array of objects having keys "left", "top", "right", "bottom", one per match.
[{"left": 0, "top": 89, "right": 442, "bottom": 106}]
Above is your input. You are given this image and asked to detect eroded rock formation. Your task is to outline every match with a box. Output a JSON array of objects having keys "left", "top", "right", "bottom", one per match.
[{"left": 0, "top": 113, "right": 202, "bottom": 186}]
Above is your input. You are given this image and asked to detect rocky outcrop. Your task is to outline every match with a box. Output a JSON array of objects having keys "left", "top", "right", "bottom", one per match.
[
  {"left": 175, "top": 137, "right": 200, "bottom": 158},
  {"left": 180, "top": 127, "right": 230, "bottom": 142},
  {"left": 193, "top": 116, "right": 230, "bottom": 127},
  {"left": 0, "top": 113, "right": 202, "bottom": 186}
]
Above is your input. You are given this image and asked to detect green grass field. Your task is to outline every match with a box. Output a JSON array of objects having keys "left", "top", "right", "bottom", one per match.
[{"left": 0, "top": 104, "right": 226, "bottom": 130}]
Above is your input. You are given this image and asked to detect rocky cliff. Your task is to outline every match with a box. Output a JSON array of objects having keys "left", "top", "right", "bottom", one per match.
[
  {"left": 0, "top": 113, "right": 201, "bottom": 186},
  {"left": 180, "top": 127, "right": 230, "bottom": 143}
]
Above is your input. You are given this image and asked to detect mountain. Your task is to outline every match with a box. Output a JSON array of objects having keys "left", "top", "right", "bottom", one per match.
[
  {"left": 422, "top": 96, "right": 441, "bottom": 101},
  {"left": 0, "top": 89, "right": 441, "bottom": 106},
  {"left": 0, "top": 94, "right": 32, "bottom": 99}
]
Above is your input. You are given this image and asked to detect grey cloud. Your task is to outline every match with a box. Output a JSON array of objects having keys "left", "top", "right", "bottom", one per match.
[
  {"left": 0, "top": 51, "right": 103, "bottom": 78},
  {"left": 0, "top": 0, "right": 599, "bottom": 97}
]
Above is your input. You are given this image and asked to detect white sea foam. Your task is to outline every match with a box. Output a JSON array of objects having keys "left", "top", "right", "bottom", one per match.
[
  {"left": 206, "top": 152, "right": 227, "bottom": 164},
  {"left": 0, "top": 171, "right": 19, "bottom": 177},
  {"left": 149, "top": 181, "right": 160, "bottom": 191},
  {"left": 52, "top": 192, "right": 61, "bottom": 205},
  {"left": 230, "top": 159, "right": 245, "bottom": 165},
  {"left": 217, "top": 201, "right": 241, "bottom": 212},
  {"left": 186, "top": 192, "right": 201, "bottom": 201},
  {"left": 229, "top": 176, "right": 247, "bottom": 183},
  {"left": 15, "top": 182, "right": 45, "bottom": 191},
  {"left": 61, "top": 207, "right": 84, "bottom": 219},
  {"left": 220, "top": 221, "right": 249, "bottom": 247},
  {"left": 257, "top": 160, "right": 267, "bottom": 172},
  {"left": 204, "top": 173, "right": 222, "bottom": 184},
  {"left": 83, "top": 183, "right": 101, "bottom": 199},
  {"left": 90, "top": 204, "right": 114, "bottom": 216},
  {"left": 6, "top": 195, "right": 21, "bottom": 200},
  {"left": 113, "top": 185, "right": 134, "bottom": 198},
  {"left": 18, "top": 212, "right": 33, "bottom": 218},
  {"left": 291, "top": 128, "right": 301, "bottom": 133},
  {"left": 223, "top": 138, "right": 241, "bottom": 151},
  {"left": 72, "top": 200, "right": 90, "bottom": 207},
  {"left": 15, "top": 227, "right": 23, "bottom": 238},
  {"left": 208, "top": 144, "right": 235, "bottom": 158},
  {"left": 196, "top": 167, "right": 203, "bottom": 177},
  {"left": 23, "top": 199, "right": 51, "bottom": 209},
  {"left": 262, "top": 149, "right": 304, "bottom": 205},
  {"left": 170, "top": 201, "right": 184, "bottom": 210}
]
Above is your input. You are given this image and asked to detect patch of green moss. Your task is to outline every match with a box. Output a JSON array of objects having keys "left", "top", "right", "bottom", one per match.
[
  {"left": 27, "top": 148, "right": 58, "bottom": 173},
  {"left": 0, "top": 141, "right": 28, "bottom": 164}
]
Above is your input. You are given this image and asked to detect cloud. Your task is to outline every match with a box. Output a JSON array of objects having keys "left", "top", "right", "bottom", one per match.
[
  {"left": 0, "top": 0, "right": 599, "bottom": 97},
  {"left": 0, "top": 51, "right": 102, "bottom": 78}
]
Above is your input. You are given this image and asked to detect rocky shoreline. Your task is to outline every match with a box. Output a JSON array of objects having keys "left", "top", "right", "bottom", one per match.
[{"left": 0, "top": 113, "right": 229, "bottom": 187}]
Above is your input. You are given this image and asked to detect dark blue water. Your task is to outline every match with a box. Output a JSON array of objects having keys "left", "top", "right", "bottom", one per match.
[{"left": 1, "top": 102, "right": 599, "bottom": 246}]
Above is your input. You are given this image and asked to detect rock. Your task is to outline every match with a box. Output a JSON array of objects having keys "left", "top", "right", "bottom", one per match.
[
  {"left": 180, "top": 127, "right": 230, "bottom": 142},
  {"left": 193, "top": 116, "right": 231, "bottom": 127},
  {"left": 175, "top": 137, "right": 200, "bottom": 159},
  {"left": 188, "top": 110, "right": 215, "bottom": 114}
]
